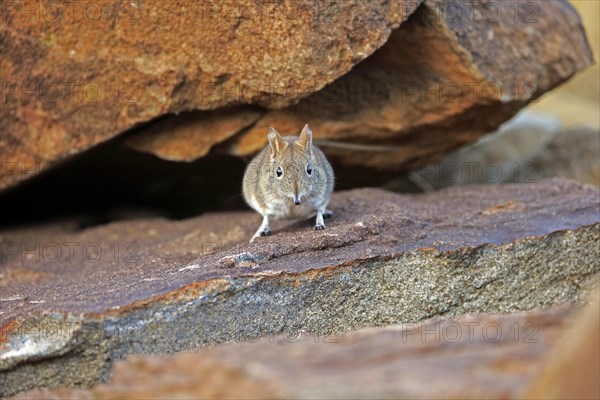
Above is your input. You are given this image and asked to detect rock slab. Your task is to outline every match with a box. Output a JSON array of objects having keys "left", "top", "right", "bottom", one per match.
[
  {"left": 0, "top": 0, "right": 422, "bottom": 190},
  {"left": 396, "top": 113, "right": 600, "bottom": 191},
  {"left": 0, "top": 178, "right": 599, "bottom": 396},
  {"left": 125, "top": 0, "right": 594, "bottom": 172},
  {"left": 10, "top": 307, "right": 578, "bottom": 399}
]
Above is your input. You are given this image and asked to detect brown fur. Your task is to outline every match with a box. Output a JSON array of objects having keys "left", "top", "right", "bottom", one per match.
[{"left": 242, "top": 125, "right": 334, "bottom": 242}]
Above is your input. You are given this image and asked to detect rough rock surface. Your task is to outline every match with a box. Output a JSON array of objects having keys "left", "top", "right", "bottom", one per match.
[
  {"left": 0, "top": 0, "right": 421, "bottom": 190},
  {"left": 391, "top": 115, "right": 600, "bottom": 192},
  {"left": 10, "top": 307, "right": 577, "bottom": 400},
  {"left": 531, "top": 127, "right": 600, "bottom": 188},
  {"left": 125, "top": 107, "right": 263, "bottom": 161},
  {"left": 124, "top": 0, "right": 593, "bottom": 169},
  {"left": 1, "top": 178, "right": 599, "bottom": 396}
]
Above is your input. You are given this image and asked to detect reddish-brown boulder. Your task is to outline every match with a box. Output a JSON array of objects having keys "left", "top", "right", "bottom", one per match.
[{"left": 0, "top": 0, "right": 421, "bottom": 190}]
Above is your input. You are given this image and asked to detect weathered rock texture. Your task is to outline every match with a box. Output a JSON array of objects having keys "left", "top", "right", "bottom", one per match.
[
  {"left": 125, "top": 0, "right": 593, "bottom": 171},
  {"left": 0, "top": 0, "right": 422, "bottom": 190},
  {"left": 1, "top": 178, "right": 599, "bottom": 396},
  {"left": 2, "top": 0, "right": 593, "bottom": 190},
  {"left": 531, "top": 127, "right": 600, "bottom": 188},
  {"left": 392, "top": 112, "right": 600, "bottom": 191},
  {"left": 126, "top": 107, "right": 263, "bottom": 162},
  {"left": 10, "top": 307, "right": 579, "bottom": 400}
]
